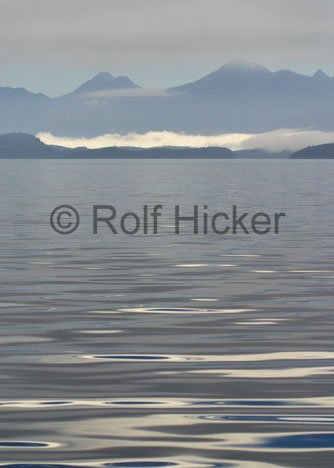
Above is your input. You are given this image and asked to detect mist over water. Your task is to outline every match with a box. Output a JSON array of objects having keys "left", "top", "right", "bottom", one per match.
[{"left": 0, "top": 159, "right": 334, "bottom": 467}]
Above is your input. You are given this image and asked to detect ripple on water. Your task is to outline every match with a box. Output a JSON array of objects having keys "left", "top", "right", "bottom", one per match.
[
  {"left": 210, "top": 432, "right": 334, "bottom": 451},
  {"left": 255, "top": 432, "right": 334, "bottom": 450},
  {"left": 104, "top": 463, "right": 236, "bottom": 468},
  {"left": 70, "top": 351, "right": 334, "bottom": 370},
  {"left": 118, "top": 307, "right": 256, "bottom": 315},
  {"left": 0, "top": 460, "right": 179, "bottom": 468},
  {"left": 81, "top": 354, "right": 240, "bottom": 362},
  {"left": 222, "top": 254, "right": 261, "bottom": 257},
  {"left": 105, "top": 463, "right": 179, "bottom": 467},
  {"left": 1, "top": 397, "right": 333, "bottom": 409},
  {"left": 196, "top": 415, "right": 334, "bottom": 424},
  {"left": 0, "top": 441, "right": 58, "bottom": 448},
  {"left": 81, "top": 354, "right": 175, "bottom": 362},
  {"left": 184, "top": 366, "right": 334, "bottom": 379},
  {"left": 0, "top": 465, "right": 87, "bottom": 468},
  {"left": 79, "top": 330, "right": 122, "bottom": 334},
  {"left": 0, "top": 400, "right": 72, "bottom": 408}
]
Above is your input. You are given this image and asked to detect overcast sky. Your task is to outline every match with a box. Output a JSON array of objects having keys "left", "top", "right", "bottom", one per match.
[{"left": 1, "top": 0, "right": 334, "bottom": 96}]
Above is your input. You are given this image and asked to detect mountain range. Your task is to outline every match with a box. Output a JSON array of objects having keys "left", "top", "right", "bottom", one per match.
[{"left": 1, "top": 61, "right": 334, "bottom": 136}]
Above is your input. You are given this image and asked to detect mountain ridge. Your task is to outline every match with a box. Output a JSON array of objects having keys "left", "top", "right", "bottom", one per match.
[
  {"left": 1, "top": 61, "right": 334, "bottom": 136},
  {"left": 1, "top": 61, "right": 333, "bottom": 99}
]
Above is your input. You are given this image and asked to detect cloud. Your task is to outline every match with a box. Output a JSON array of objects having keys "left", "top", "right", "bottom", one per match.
[
  {"left": 80, "top": 88, "right": 176, "bottom": 100},
  {"left": 37, "top": 129, "right": 334, "bottom": 152},
  {"left": 243, "top": 129, "right": 334, "bottom": 152}
]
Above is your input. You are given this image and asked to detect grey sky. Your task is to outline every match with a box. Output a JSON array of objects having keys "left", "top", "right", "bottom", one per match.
[{"left": 1, "top": 0, "right": 334, "bottom": 96}]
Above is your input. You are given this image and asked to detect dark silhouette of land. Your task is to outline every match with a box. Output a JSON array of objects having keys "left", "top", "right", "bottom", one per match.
[
  {"left": 0, "top": 133, "right": 235, "bottom": 159},
  {"left": 290, "top": 144, "right": 334, "bottom": 159},
  {"left": 2, "top": 133, "right": 333, "bottom": 160}
]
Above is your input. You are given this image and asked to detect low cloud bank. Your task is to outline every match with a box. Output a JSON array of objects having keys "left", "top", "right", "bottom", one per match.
[
  {"left": 37, "top": 129, "right": 334, "bottom": 152},
  {"left": 81, "top": 89, "right": 175, "bottom": 103}
]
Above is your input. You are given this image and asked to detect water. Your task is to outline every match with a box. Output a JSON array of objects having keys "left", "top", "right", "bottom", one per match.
[{"left": 0, "top": 159, "right": 334, "bottom": 467}]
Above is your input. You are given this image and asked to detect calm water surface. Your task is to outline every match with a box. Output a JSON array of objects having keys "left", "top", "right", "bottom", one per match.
[{"left": 0, "top": 160, "right": 333, "bottom": 467}]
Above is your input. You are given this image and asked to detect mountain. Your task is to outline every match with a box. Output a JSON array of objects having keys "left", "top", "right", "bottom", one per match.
[
  {"left": 312, "top": 69, "right": 330, "bottom": 81},
  {"left": 69, "top": 71, "right": 139, "bottom": 95},
  {"left": 0, "top": 133, "right": 235, "bottom": 159},
  {"left": 1, "top": 61, "right": 334, "bottom": 136},
  {"left": 290, "top": 143, "right": 334, "bottom": 159},
  {"left": 0, "top": 87, "right": 50, "bottom": 135},
  {"left": 169, "top": 60, "right": 273, "bottom": 95},
  {"left": 168, "top": 61, "right": 334, "bottom": 134},
  {"left": 0, "top": 87, "right": 47, "bottom": 101}
]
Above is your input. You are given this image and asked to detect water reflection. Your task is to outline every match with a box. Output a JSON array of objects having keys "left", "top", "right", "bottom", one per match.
[{"left": 1, "top": 160, "right": 334, "bottom": 466}]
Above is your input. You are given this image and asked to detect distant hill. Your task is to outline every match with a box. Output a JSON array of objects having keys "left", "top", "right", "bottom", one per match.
[
  {"left": 0, "top": 133, "right": 235, "bottom": 159},
  {"left": 0, "top": 133, "right": 68, "bottom": 158},
  {"left": 73, "top": 146, "right": 235, "bottom": 159},
  {"left": 290, "top": 143, "right": 334, "bottom": 159},
  {"left": 1, "top": 61, "right": 334, "bottom": 136}
]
